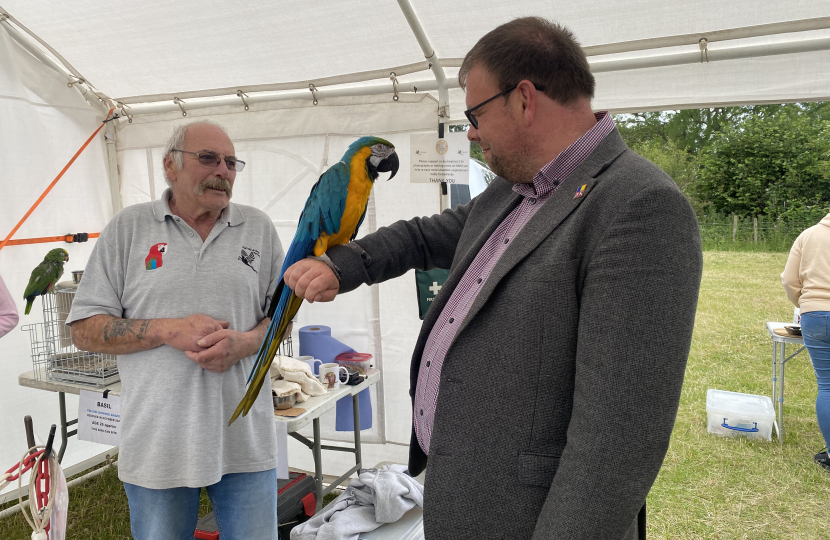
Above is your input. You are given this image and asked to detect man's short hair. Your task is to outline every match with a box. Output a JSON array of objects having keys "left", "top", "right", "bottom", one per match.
[
  {"left": 459, "top": 17, "right": 595, "bottom": 106},
  {"left": 163, "top": 120, "right": 229, "bottom": 172}
]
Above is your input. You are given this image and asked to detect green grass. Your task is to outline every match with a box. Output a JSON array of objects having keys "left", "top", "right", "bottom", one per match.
[
  {"left": 648, "top": 251, "right": 830, "bottom": 539},
  {"left": 0, "top": 465, "right": 211, "bottom": 539},
  {"left": 2, "top": 251, "right": 829, "bottom": 539}
]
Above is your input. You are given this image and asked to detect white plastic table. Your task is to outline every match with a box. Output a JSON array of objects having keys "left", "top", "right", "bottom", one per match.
[
  {"left": 277, "top": 368, "right": 380, "bottom": 510},
  {"left": 765, "top": 322, "right": 807, "bottom": 445},
  {"left": 19, "top": 366, "right": 380, "bottom": 510}
]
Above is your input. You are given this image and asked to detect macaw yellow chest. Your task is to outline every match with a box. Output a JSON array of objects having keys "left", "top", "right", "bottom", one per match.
[{"left": 314, "top": 147, "right": 375, "bottom": 256}]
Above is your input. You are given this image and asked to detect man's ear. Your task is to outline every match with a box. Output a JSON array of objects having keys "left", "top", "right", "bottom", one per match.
[
  {"left": 516, "top": 79, "right": 537, "bottom": 128},
  {"left": 163, "top": 156, "right": 178, "bottom": 183}
]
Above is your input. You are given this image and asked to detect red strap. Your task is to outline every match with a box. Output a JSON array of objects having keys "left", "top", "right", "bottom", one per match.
[
  {"left": 3, "top": 233, "right": 100, "bottom": 246},
  {"left": 302, "top": 492, "right": 317, "bottom": 517},
  {"left": 0, "top": 109, "right": 114, "bottom": 253}
]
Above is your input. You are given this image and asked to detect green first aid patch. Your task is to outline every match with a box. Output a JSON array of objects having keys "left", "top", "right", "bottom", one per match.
[{"left": 415, "top": 268, "right": 450, "bottom": 320}]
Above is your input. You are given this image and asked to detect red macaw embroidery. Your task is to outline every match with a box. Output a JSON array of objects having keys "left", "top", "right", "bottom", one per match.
[{"left": 145, "top": 243, "right": 168, "bottom": 270}]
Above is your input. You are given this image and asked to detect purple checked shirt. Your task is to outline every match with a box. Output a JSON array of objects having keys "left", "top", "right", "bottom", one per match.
[{"left": 413, "top": 111, "right": 616, "bottom": 454}]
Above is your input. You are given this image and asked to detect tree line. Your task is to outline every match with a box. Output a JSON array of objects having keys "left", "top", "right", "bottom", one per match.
[{"left": 617, "top": 102, "right": 830, "bottom": 224}]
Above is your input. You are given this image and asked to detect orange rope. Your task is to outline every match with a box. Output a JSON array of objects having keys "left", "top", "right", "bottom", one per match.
[
  {"left": 3, "top": 233, "right": 100, "bottom": 246},
  {"left": 0, "top": 109, "right": 115, "bottom": 253}
]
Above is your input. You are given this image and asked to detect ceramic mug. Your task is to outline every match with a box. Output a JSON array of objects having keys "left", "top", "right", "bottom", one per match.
[
  {"left": 319, "top": 363, "right": 349, "bottom": 390},
  {"left": 298, "top": 355, "right": 322, "bottom": 375}
]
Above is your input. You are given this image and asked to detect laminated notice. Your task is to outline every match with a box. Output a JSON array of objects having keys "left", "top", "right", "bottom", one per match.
[
  {"left": 410, "top": 132, "right": 470, "bottom": 184},
  {"left": 78, "top": 389, "right": 121, "bottom": 446}
]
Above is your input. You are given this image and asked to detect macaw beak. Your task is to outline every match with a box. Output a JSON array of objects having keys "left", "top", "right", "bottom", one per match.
[{"left": 377, "top": 152, "right": 399, "bottom": 180}]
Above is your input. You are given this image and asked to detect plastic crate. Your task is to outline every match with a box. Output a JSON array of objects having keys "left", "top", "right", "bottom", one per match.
[{"left": 706, "top": 389, "right": 775, "bottom": 441}]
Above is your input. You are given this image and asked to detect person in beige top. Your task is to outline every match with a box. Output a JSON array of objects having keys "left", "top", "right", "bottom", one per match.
[{"left": 782, "top": 212, "right": 830, "bottom": 472}]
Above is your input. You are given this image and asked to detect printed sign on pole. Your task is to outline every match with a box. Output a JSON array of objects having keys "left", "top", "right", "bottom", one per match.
[
  {"left": 78, "top": 389, "right": 121, "bottom": 446},
  {"left": 410, "top": 132, "right": 470, "bottom": 184}
]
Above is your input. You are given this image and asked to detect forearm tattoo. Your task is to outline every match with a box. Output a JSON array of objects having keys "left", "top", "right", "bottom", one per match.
[{"left": 103, "top": 319, "right": 151, "bottom": 342}]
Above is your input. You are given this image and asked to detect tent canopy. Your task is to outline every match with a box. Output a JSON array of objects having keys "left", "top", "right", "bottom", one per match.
[{"left": 2, "top": 0, "right": 830, "bottom": 119}]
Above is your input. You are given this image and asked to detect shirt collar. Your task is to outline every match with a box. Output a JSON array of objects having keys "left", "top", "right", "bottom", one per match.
[
  {"left": 513, "top": 111, "right": 615, "bottom": 199},
  {"left": 152, "top": 188, "right": 245, "bottom": 226}
]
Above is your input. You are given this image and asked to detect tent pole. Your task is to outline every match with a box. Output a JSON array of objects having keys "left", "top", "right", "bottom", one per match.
[
  {"left": 119, "top": 78, "right": 452, "bottom": 116},
  {"left": 590, "top": 34, "right": 830, "bottom": 74},
  {"left": 104, "top": 125, "right": 122, "bottom": 216},
  {"left": 582, "top": 15, "right": 830, "bottom": 57},
  {"left": 395, "top": 0, "right": 450, "bottom": 121},
  {"left": 395, "top": 0, "right": 452, "bottom": 210}
]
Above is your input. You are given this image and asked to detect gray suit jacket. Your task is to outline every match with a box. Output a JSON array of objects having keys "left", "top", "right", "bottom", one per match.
[{"left": 328, "top": 129, "right": 702, "bottom": 539}]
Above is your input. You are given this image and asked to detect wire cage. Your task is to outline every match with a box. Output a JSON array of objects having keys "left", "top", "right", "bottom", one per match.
[
  {"left": 277, "top": 333, "right": 293, "bottom": 357},
  {"left": 22, "top": 281, "right": 119, "bottom": 387}
]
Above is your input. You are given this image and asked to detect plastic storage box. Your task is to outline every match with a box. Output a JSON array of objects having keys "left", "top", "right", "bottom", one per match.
[
  {"left": 336, "top": 352, "right": 373, "bottom": 375},
  {"left": 706, "top": 389, "right": 775, "bottom": 441}
]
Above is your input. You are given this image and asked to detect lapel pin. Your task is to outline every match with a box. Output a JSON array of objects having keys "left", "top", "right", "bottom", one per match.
[{"left": 573, "top": 184, "right": 588, "bottom": 199}]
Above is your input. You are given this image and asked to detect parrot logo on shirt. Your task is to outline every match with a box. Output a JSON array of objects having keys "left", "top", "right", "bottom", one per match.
[
  {"left": 145, "top": 243, "right": 168, "bottom": 270},
  {"left": 238, "top": 247, "right": 260, "bottom": 273}
]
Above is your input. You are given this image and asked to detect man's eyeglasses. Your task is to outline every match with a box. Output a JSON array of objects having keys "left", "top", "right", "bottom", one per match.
[
  {"left": 464, "top": 83, "right": 545, "bottom": 130},
  {"left": 172, "top": 149, "right": 246, "bottom": 172}
]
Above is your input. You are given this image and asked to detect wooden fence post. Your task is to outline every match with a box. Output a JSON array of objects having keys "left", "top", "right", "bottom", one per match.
[
  {"left": 732, "top": 214, "right": 738, "bottom": 242},
  {"left": 753, "top": 216, "right": 758, "bottom": 244}
]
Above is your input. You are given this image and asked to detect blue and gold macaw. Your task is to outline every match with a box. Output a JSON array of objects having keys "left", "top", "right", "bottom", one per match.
[{"left": 229, "top": 136, "right": 399, "bottom": 424}]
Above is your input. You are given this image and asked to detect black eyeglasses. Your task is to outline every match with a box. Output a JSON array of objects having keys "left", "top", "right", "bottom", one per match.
[
  {"left": 464, "top": 83, "right": 545, "bottom": 129},
  {"left": 172, "top": 149, "right": 246, "bottom": 172}
]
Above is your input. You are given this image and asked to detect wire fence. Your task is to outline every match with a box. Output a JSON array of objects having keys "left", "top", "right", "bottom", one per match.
[{"left": 697, "top": 215, "right": 814, "bottom": 252}]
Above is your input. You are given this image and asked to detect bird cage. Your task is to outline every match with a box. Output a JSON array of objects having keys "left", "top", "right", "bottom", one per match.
[
  {"left": 278, "top": 333, "right": 293, "bottom": 357},
  {"left": 22, "top": 281, "right": 119, "bottom": 387}
]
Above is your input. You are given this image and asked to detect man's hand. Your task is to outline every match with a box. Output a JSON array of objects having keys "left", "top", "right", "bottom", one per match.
[
  {"left": 184, "top": 318, "right": 271, "bottom": 373},
  {"left": 184, "top": 329, "right": 250, "bottom": 373},
  {"left": 162, "top": 314, "right": 229, "bottom": 352},
  {"left": 283, "top": 258, "right": 340, "bottom": 302}
]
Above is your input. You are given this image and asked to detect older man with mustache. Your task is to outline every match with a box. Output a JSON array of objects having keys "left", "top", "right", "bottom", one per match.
[{"left": 68, "top": 120, "right": 285, "bottom": 540}]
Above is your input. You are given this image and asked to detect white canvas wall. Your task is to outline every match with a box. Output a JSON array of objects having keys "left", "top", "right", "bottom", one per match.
[{"left": 0, "top": 25, "right": 114, "bottom": 500}]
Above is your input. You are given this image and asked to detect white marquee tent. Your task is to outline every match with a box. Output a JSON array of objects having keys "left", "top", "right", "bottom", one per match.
[{"left": 2, "top": 0, "right": 830, "bottom": 501}]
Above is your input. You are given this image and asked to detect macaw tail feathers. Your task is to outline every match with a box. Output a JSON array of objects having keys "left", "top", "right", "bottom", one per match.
[
  {"left": 24, "top": 298, "right": 34, "bottom": 316},
  {"left": 228, "top": 288, "right": 304, "bottom": 425}
]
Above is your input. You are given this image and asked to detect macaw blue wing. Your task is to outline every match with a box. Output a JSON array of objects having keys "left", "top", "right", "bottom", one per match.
[{"left": 290, "top": 160, "right": 351, "bottom": 266}]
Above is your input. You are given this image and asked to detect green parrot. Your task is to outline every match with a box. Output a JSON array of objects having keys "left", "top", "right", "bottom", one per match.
[{"left": 23, "top": 248, "right": 69, "bottom": 315}]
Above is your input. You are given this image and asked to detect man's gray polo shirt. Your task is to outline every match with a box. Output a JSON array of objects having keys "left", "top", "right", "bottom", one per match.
[{"left": 68, "top": 189, "right": 284, "bottom": 489}]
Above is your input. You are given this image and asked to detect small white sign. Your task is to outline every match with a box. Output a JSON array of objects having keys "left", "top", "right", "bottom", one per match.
[
  {"left": 78, "top": 389, "right": 121, "bottom": 446},
  {"left": 410, "top": 132, "right": 470, "bottom": 184}
]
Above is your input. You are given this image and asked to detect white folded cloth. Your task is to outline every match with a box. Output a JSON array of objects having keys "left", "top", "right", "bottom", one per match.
[
  {"left": 272, "top": 379, "right": 302, "bottom": 397},
  {"left": 270, "top": 355, "right": 327, "bottom": 404},
  {"left": 290, "top": 464, "right": 424, "bottom": 540},
  {"left": 281, "top": 356, "right": 327, "bottom": 397}
]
